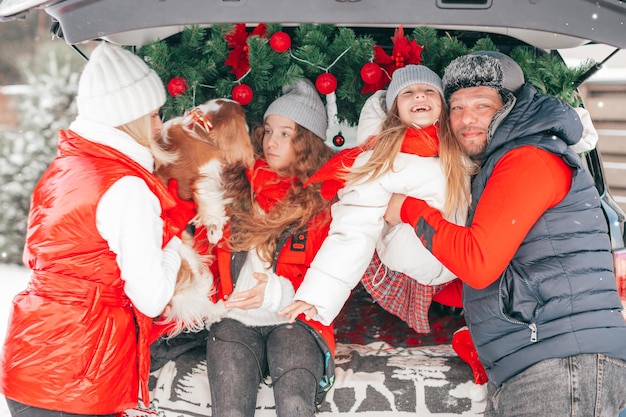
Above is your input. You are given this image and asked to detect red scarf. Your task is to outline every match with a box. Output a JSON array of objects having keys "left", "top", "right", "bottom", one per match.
[
  {"left": 400, "top": 124, "right": 439, "bottom": 157},
  {"left": 248, "top": 159, "right": 298, "bottom": 212},
  {"left": 306, "top": 124, "right": 440, "bottom": 200}
]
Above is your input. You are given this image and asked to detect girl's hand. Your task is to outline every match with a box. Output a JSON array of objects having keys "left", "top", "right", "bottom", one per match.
[
  {"left": 279, "top": 300, "right": 318, "bottom": 323},
  {"left": 224, "top": 272, "right": 268, "bottom": 310},
  {"left": 384, "top": 193, "right": 407, "bottom": 226}
]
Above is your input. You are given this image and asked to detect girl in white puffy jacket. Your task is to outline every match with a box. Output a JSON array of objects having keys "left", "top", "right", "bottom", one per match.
[{"left": 280, "top": 65, "right": 471, "bottom": 332}]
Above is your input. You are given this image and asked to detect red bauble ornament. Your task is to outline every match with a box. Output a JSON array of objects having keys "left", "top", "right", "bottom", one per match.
[
  {"left": 167, "top": 77, "right": 188, "bottom": 97},
  {"left": 332, "top": 132, "right": 346, "bottom": 147},
  {"left": 360, "top": 62, "right": 383, "bottom": 85},
  {"left": 269, "top": 31, "right": 291, "bottom": 53},
  {"left": 232, "top": 84, "right": 253, "bottom": 106},
  {"left": 315, "top": 73, "right": 337, "bottom": 95}
]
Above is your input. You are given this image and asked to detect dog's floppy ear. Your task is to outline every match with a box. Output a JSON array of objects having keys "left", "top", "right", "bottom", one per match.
[
  {"left": 151, "top": 126, "right": 181, "bottom": 182},
  {"left": 153, "top": 123, "right": 199, "bottom": 200},
  {"left": 211, "top": 100, "right": 255, "bottom": 168}
]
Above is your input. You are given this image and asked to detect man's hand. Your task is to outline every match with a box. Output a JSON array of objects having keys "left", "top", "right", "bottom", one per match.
[
  {"left": 384, "top": 193, "right": 408, "bottom": 226},
  {"left": 224, "top": 272, "right": 268, "bottom": 310},
  {"left": 279, "top": 300, "right": 318, "bottom": 323}
]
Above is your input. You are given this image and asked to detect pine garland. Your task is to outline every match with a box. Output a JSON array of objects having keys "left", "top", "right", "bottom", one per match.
[{"left": 137, "top": 25, "right": 594, "bottom": 127}]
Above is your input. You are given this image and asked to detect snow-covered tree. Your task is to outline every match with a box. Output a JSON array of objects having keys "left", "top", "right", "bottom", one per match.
[{"left": 0, "top": 52, "right": 80, "bottom": 264}]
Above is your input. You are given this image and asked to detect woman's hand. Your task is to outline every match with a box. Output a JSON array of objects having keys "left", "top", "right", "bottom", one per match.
[
  {"left": 224, "top": 272, "right": 268, "bottom": 310},
  {"left": 279, "top": 300, "right": 318, "bottom": 323}
]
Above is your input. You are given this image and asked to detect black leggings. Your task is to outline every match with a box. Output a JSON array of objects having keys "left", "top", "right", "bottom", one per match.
[{"left": 206, "top": 318, "right": 324, "bottom": 417}]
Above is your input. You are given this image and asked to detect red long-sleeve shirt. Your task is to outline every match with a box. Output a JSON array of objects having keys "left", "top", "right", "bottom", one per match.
[{"left": 400, "top": 146, "right": 572, "bottom": 289}]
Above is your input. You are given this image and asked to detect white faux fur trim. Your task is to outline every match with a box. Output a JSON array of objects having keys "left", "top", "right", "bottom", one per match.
[
  {"left": 193, "top": 159, "right": 231, "bottom": 244},
  {"left": 160, "top": 237, "right": 226, "bottom": 337}
]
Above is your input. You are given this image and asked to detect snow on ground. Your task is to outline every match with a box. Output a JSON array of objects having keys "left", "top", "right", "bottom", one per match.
[{"left": 0, "top": 264, "right": 30, "bottom": 417}]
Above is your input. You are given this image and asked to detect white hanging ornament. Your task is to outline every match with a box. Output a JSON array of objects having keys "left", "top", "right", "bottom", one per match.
[
  {"left": 325, "top": 91, "right": 339, "bottom": 127},
  {"left": 324, "top": 91, "right": 357, "bottom": 150}
]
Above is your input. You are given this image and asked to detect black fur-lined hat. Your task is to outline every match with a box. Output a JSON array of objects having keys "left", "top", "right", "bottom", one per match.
[{"left": 442, "top": 51, "right": 525, "bottom": 102}]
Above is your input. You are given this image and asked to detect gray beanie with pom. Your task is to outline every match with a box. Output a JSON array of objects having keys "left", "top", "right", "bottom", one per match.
[
  {"left": 442, "top": 51, "right": 525, "bottom": 102},
  {"left": 385, "top": 65, "right": 444, "bottom": 111},
  {"left": 264, "top": 79, "right": 328, "bottom": 140}
]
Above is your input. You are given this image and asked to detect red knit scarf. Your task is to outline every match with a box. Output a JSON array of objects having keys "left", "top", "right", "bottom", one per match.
[
  {"left": 248, "top": 158, "right": 298, "bottom": 212},
  {"left": 400, "top": 124, "right": 439, "bottom": 157},
  {"left": 305, "top": 124, "right": 440, "bottom": 200}
]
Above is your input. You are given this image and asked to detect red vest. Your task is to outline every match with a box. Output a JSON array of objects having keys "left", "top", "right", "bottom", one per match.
[{"left": 0, "top": 130, "right": 177, "bottom": 414}]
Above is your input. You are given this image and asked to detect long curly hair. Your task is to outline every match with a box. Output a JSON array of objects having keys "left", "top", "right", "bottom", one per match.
[{"left": 225, "top": 124, "right": 335, "bottom": 264}]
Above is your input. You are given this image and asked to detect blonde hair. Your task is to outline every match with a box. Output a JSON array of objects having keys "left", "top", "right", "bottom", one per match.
[
  {"left": 347, "top": 101, "right": 470, "bottom": 219},
  {"left": 116, "top": 113, "right": 152, "bottom": 146},
  {"left": 116, "top": 111, "right": 176, "bottom": 165},
  {"left": 226, "top": 124, "right": 335, "bottom": 264},
  {"left": 439, "top": 117, "right": 473, "bottom": 219}
]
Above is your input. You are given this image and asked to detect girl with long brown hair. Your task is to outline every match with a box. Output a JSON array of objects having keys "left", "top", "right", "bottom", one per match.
[{"left": 206, "top": 79, "right": 336, "bottom": 417}]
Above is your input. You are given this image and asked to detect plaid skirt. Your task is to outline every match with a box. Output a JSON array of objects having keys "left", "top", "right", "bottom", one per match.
[{"left": 361, "top": 250, "right": 451, "bottom": 333}]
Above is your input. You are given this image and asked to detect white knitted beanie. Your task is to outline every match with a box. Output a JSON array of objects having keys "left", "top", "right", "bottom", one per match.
[
  {"left": 76, "top": 42, "right": 166, "bottom": 127},
  {"left": 264, "top": 79, "right": 328, "bottom": 140},
  {"left": 385, "top": 65, "right": 444, "bottom": 111}
]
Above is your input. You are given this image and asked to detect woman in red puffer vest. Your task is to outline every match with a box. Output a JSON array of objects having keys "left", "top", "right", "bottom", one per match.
[{"left": 0, "top": 42, "right": 194, "bottom": 417}]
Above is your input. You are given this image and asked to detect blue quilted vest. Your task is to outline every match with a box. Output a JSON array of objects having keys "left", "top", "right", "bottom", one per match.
[{"left": 463, "top": 85, "right": 626, "bottom": 386}]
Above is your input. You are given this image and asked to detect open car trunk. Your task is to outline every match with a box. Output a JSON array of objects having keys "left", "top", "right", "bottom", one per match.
[{"left": 1, "top": 1, "right": 625, "bottom": 416}]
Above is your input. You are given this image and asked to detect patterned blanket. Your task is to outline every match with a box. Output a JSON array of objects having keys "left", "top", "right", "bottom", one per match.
[
  {"left": 124, "top": 341, "right": 486, "bottom": 417},
  {"left": 125, "top": 286, "right": 487, "bottom": 416}
]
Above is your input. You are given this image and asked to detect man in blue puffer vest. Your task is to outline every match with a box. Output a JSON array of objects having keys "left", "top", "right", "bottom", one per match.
[{"left": 385, "top": 50, "right": 626, "bottom": 416}]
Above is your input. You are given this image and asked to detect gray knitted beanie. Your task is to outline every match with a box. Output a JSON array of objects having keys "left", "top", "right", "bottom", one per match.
[
  {"left": 442, "top": 51, "right": 525, "bottom": 101},
  {"left": 264, "top": 78, "right": 328, "bottom": 140},
  {"left": 385, "top": 65, "right": 444, "bottom": 111}
]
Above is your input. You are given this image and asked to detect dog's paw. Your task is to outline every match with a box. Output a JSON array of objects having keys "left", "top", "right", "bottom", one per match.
[
  {"left": 203, "top": 300, "right": 228, "bottom": 327},
  {"left": 205, "top": 217, "right": 228, "bottom": 243}
]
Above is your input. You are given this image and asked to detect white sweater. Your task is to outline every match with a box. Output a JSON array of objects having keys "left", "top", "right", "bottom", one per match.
[
  {"left": 225, "top": 250, "right": 295, "bottom": 327},
  {"left": 69, "top": 117, "right": 181, "bottom": 318}
]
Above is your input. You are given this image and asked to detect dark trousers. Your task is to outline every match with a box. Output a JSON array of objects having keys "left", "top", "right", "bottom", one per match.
[
  {"left": 206, "top": 318, "right": 324, "bottom": 417},
  {"left": 6, "top": 398, "right": 114, "bottom": 417}
]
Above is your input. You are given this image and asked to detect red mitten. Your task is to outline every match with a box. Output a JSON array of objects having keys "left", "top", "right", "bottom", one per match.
[
  {"left": 165, "top": 179, "right": 197, "bottom": 234},
  {"left": 452, "top": 326, "right": 489, "bottom": 385}
]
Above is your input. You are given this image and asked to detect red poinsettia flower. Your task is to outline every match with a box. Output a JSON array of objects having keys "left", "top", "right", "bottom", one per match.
[
  {"left": 362, "top": 25, "right": 424, "bottom": 94},
  {"left": 225, "top": 23, "right": 268, "bottom": 79}
]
